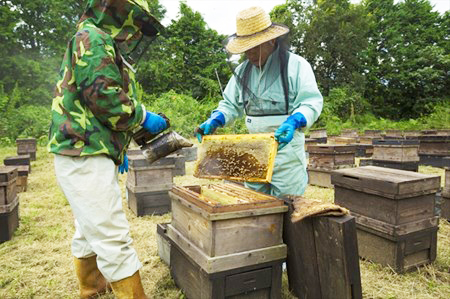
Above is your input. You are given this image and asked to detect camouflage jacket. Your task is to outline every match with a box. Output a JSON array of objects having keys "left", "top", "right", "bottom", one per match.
[{"left": 48, "top": 0, "right": 163, "bottom": 165}]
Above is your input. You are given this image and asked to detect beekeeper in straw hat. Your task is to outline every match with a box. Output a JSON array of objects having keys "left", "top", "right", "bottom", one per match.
[{"left": 195, "top": 6, "right": 323, "bottom": 196}]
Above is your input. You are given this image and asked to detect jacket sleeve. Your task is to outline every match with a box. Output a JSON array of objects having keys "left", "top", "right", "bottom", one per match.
[
  {"left": 290, "top": 56, "right": 323, "bottom": 129},
  {"left": 72, "top": 31, "right": 144, "bottom": 132}
]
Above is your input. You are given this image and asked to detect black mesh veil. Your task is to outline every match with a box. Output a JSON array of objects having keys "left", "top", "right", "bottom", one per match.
[{"left": 222, "top": 25, "right": 291, "bottom": 116}]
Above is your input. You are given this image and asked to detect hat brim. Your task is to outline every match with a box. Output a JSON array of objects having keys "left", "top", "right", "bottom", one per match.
[{"left": 225, "top": 24, "right": 289, "bottom": 54}]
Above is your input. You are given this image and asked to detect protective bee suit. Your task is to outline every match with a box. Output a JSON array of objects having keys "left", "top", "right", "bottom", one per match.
[{"left": 197, "top": 7, "right": 323, "bottom": 197}]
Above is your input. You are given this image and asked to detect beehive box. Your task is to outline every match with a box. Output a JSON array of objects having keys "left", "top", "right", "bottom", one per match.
[
  {"left": 304, "top": 138, "right": 319, "bottom": 152},
  {"left": 128, "top": 151, "right": 186, "bottom": 176},
  {"left": 16, "top": 165, "right": 29, "bottom": 193},
  {"left": 329, "top": 137, "right": 357, "bottom": 145},
  {"left": 384, "top": 130, "right": 403, "bottom": 138},
  {"left": 307, "top": 168, "right": 333, "bottom": 188},
  {"left": 283, "top": 207, "right": 362, "bottom": 299},
  {"left": 418, "top": 135, "right": 450, "bottom": 156},
  {"left": 356, "top": 224, "right": 437, "bottom": 273},
  {"left": 419, "top": 154, "right": 450, "bottom": 168},
  {"left": 403, "top": 130, "right": 421, "bottom": 137},
  {"left": 169, "top": 238, "right": 283, "bottom": 299},
  {"left": 126, "top": 155, "right": 175, "bottom": 192},
  {"left": 156, "top": 223, "right": 171, "bottom": 266},
  {"left": 309, "top": 129, "right": 327, "bottom": 143},
  {"left": 332, "top": 166, "right": 440, "bottom": 227},
  {"left": 0, "top": 196, "right": 19, "bottom": 243},
  {"left": 126, "top": 187, "right": 171, "bottom": 216},
  {"left": 169, "top": 184, "right": 287, "bottom": 258},
  {"left": 16, "top": 138, "right": 37, "bottom": 160},
  {"left": 1, "top": 167, "right": 18, "bottom": 206},
  {"left": 372, "top": 140, "right": 420, "bottom": 162},
  {"left": 358, "top": 136, "right": 380, "bottom": 145},
  {"left": 341, "top": 129, "right": 359, "bottom": 138},
  {"left": 308, "top": 145, "right": 356, "bottom": 170},
  {"left": 194, "top": 134, "right": 277, "bottom": 183},
  {"left": 4, "top": 154, "right": 31, "bottom": 174},
  {"left": 363, "top": 130, "right": 382, "bottom": 138}
]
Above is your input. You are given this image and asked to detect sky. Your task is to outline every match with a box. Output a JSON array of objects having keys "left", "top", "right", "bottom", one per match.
[{"left": 161, "top": 0, "right": 450, "bottom": 35}]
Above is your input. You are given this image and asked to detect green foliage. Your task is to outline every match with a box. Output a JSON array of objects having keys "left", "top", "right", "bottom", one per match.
[{"left": 137, "top": 2, "right": 231, "bottom": 100}]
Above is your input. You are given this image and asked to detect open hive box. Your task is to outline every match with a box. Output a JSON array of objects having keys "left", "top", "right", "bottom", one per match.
[
  {"left": 168, "top": 183, "right": 287, "bottom": 269},
  {"left": 194, "top": 133, "right": 277, "bottom": 183}
]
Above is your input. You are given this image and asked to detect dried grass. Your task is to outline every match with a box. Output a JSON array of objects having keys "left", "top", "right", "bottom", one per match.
[{"left": 0, "top": 146, "right": 449, "bottom": 298}]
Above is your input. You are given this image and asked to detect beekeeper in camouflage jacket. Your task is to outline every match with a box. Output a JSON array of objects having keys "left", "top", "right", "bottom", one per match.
[{"left": 48, "top": 1, "right": 167, "bottom": 298}]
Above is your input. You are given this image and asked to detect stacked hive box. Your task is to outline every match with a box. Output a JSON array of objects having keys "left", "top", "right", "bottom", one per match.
[
  {"left": 328, "top": 136, "right": 357, "bottom": 145},
  {"left": 167, "top": 184, "right": 287, "bottom": 299},
  {"left": 371, "top": 140, "right": 420, "bottom": 172},
  {"left": 126, "top": 153, "right": 175, "bottom": 216},
  {"left": 417, "top": 134, "right": 450, "bottom": 168},
  {"left": 16, "top": 138, "right": 37, "bottom": 161},
  {"left": 332, "top": 166, "right": 440, "bottom": 272},
  {"left": 341, "top": 129, "right": 359, "bottom": 138},
  {"left": 441, "top": 165, "right": 450, "bottom": 220},
  {"left": 309, "top": 129, "right": 327, "bottom": 144},
  {"left": 384, "top": 130, "right": 403, "bottom": 140},
  {"left": 308, "top": 145, "right": 356, "bottom": 188},
  {"left": 1, "top": 167, "right": 19, "bottom": 243},
  {"left": 4, "top": 155, "right": 31, "bottom": 192}
]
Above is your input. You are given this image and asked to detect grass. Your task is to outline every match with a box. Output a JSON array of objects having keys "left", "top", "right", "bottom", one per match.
[{"left": 0, "top": 146, "right": 449, "bottom": 298}]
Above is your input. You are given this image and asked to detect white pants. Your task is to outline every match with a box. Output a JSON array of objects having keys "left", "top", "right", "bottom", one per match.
[{"left": 54, "top": 154, "right": 142, "bottom": 282}]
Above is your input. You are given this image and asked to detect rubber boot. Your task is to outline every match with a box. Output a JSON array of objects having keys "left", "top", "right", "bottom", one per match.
[
  {"left": 74, "top": 255, "right": 110, "bottom": 299},
  {"left": 110, "top": 271, "right": 148, "bottom": 299}
]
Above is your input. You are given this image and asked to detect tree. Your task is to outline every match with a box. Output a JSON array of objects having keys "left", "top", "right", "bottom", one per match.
[
  {"left": 137, "top": 2, "right": 231, "bottom": 100},
  {"left": 363, "top": 0, "right": 450, "bottom": 119}
]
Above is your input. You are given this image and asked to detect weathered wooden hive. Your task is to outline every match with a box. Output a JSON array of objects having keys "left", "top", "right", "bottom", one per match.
[
  {"left": 167, "top": 183, "right": 287, "bottom": 299},
  {"left": 441, "top": 165, "right": 450, "bottom": 221},
  {"left": 4, "top": 155, "right": 31, "bottom": 173},
  {"left": 371, "top": 139, "right": 420, "bottom": 172},
  {"left": 341, "top": 129, "right": 359, "bottom": 138},
  {"left": 16, "top": 138, "right": 37, "bottom": 161},
  {"left": 363, "top": 130, "right": 383, "bottom": 138},
  {"left": 309, "top": 129, "right": 327, "bottom": 143},
  {"left": 328, "top": 136, "right": 358, "bottom": 145},
  {"left": 383, "top": 130, "right": 403, "bottom": 140},
  {"left": 126, "top": 152, "right": 175, "bottom": 216},
  {"left": 4, "top": 156, "right": 31, "bottom": 192},
  {"left": 417, "top": 135, "right": 450, "bottom": 168},
  {"left": 307, "top": 145, "right": 356, "bottom": 188},
  {"left": 0, "top": 167, "right": 19, "bottom": 243},
  {"left": 332, "top": 166, "right": 440, "bottom": 272}
]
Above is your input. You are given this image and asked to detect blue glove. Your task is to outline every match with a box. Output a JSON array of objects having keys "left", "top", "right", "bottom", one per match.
[
  {"left": 275, "top": 112, "right": 307, "bottom": 145},
  {"left": 195, "top": 111, "right": 225, "bottom": 143},
  {"left": 142, "top": 111, "right": 168, "bottom": 134},
  {"left": 118, "top": 154, "right": 128, "bottom": 174}
]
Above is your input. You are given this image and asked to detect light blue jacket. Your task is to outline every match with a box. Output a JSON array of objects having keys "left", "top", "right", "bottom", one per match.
[{"left": 216, "top": 47, "right": 323, "bottom": 196}]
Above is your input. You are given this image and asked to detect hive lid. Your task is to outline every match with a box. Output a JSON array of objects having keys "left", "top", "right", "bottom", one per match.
[
  {"left": 0, "top": 166, "right": 18, "bottom": 184},
  {"left": 194, "top": 133, "right": 277, "bottom": 183},
  {"left": 331, "top": 166, "right": 441, "bottom": 199}
]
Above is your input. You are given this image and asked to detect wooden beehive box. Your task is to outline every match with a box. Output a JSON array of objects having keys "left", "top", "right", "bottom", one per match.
[
  {"left": 194, "top": 134, "right": 277, "bottom": 183},
  {"left": 418, "top": 135, "right": 450, "bottom": 156},
  {"left": 156, "top": 223, "right": 171, "bottom": 266},
  {"left": 16, "top": 138, "right": 37, "bottom": 160},
  {"left": 403, "top": 130, "right": 421, "bottom": 137},
  {"left": 304, "top": 138, "right": 319, "bottom": 152},
  {"left": 126, "top": 155, "right": 175, "bottom": 193},
  {"left": 307, "top": 168, "right": 334, "bottom": 188},
  {"left": 0, "top": 167, "right": 18, "bottom": 206},
  {"left": 310, "top": 129, "right": 327, "bottom": 139},
  {"left": 332, "top": 166, "right": 440, "bottom": 228},
  {"left": 169, "top": 184, "right": 287, "bottom": 258},
  {"left": 341, "top": 129, "right": 359, "bottom": 138},
  {"left": 372, "top": 160, "right": 419, "bottom": 172},
  {"left": 372, "top": 140, "right": 420, "bottom": 162},
  {"left": 363, "top": 130, "right": 382, "bottom": 138},
  {"left": 329, "top": 137, "right": 357, "bottom": 145},
  {"left": 384, "top": 130, "right": 403, "bottom": 138},
  {"left": 16, "top": 165, "right": 29, "bottom": 193},
  {"left": 356, "top": 224, "right": 437, "bottom": 273},
  {"left": 308, "top": 145, "right": 356, "bottom": 170},
  {"left": 126, "top": 188, "right": 171, "bottom": 216}
]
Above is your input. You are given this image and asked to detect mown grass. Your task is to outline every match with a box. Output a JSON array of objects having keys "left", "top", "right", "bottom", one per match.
[{"left": 0, "top": 146, "right": 449, "bottom": 298}]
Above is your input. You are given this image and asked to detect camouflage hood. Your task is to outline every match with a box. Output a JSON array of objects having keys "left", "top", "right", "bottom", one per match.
[{"left": 78, "top": 0, "right": 164, "bottom": 54}]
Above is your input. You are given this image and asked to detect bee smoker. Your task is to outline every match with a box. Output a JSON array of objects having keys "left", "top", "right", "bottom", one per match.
[{"left": 132, "top": 115, "right": 193, "bottom": 163}]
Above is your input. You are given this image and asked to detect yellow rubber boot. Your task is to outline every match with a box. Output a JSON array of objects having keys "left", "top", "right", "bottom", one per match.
[
  {"left": 110, "top": 271, "right": 148, "bottom": 299},
  {"left": 74, "top": 256, "right": 110, "bottom": 299}
]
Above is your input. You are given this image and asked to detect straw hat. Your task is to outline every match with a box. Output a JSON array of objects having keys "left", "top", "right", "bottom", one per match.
[{"left": 225, "top": 6, "right": 289, "bottom": 54}]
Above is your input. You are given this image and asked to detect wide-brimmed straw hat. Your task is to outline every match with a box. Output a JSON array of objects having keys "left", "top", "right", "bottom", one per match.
[{"left": 225, "top": 6, "right": 289, "bottom": 54}]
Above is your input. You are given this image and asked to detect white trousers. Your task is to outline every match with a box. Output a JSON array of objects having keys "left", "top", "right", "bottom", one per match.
[{"left": 54, "top": 154, "right": 142, "bottom": 282}]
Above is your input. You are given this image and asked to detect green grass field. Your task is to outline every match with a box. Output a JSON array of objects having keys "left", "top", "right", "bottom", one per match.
[{"left": 0, "top": 146, "right": 449, "bottom": 299}]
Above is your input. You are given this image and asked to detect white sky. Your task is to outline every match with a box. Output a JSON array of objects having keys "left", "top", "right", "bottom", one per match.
[{"left": 161, "top": 0, "right": 450, "bottom": 35}]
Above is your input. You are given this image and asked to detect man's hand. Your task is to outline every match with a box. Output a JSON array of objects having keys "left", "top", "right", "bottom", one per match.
[
  {"left": 275, "top": 112, "right": 307, "bottom": 145},
  {"left": 118, "top": 154, "right": 128, "bottom": 174},
  {"left": 194, "top": 111, "right": 225, "bottom": 143},
  {"left": 142, "top": 111, "right": 169, "bottom": 134}
]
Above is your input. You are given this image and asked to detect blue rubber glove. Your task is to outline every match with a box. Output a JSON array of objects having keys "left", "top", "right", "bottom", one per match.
[
  {"left": 275, "top": 112, "right": 307, "bottom": 146},
  {"left": 142, "top": 111, "right": 168, "bottom": 134},
  {"left": 118, "top": 154, "right": 128, "bottom": 174},
  {"left": 195, "top": 111, "right": 226, "bottom": 143}
]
